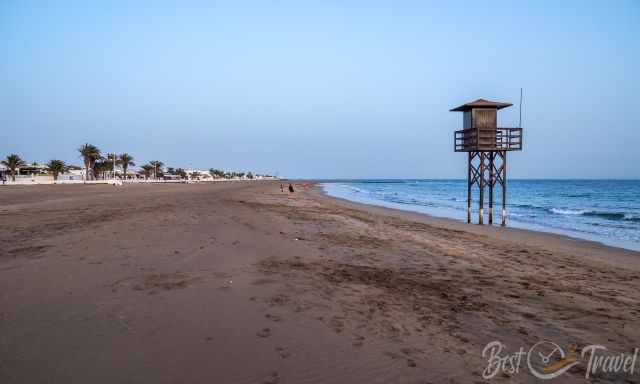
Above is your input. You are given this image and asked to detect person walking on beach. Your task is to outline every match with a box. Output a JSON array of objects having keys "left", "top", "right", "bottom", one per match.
[
  {"left": 288, "top": 183, "right": 295, "bottom": 193},
  {"left": 280, "top": 184, "right": 284, "bottom": 193}
]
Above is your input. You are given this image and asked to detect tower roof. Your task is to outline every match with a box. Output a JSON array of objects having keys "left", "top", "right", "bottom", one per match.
[{"left": 450, "top": 98, "right": 512, "bottom": 112}]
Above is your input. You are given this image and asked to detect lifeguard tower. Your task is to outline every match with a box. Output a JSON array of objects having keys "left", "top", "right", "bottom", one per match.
[{"left": 450, "top": 99, "right": 522, "bottom": 225}]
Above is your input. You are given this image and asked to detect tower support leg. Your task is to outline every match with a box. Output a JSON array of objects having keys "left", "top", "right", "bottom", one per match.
[
  {"left": 501, "top": 151, "right": 507, "bottom": 227},
  {"left": 478, "top": 152, "right": 484, "bottom": 225},
  {"left": 467, "top": 152, "right": 472, "bottom": 224},
  {"left": 489, "top": 152, "right": 494, "bottom": 225}
]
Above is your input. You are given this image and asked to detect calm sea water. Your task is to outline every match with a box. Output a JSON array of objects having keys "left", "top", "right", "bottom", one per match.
[{"left": 321, "top": 180, "right": 640, "bottom": 251}]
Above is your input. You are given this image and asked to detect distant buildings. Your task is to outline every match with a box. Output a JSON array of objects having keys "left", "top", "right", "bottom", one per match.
[
  {"left": 1, "top": 160, "right": 278, "bottom": 185},
  {"left": 0, "top": 163, "right": 84, "bottom": 183}
]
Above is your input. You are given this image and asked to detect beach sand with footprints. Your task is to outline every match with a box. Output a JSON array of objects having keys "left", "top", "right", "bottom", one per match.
[{"left": 1, "top": 181, "right": 639, "bottom": 383}]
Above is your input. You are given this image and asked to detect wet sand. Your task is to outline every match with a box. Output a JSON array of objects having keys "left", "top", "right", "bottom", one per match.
[{"left": 1, "top": 181, "right": 639, "bottom": 383}]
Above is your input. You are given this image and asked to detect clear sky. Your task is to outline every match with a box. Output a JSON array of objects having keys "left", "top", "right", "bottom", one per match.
[{"left": 1, "top": 1, "right": 638, "bottom": 179}]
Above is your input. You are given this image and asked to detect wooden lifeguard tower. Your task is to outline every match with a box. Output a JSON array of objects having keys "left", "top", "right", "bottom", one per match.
[{"left": 450, "top": 98, "right": 522, "bottom": 226}]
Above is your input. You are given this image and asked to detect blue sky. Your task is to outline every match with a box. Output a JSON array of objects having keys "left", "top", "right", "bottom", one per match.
[{"left": 1, "top": 1, "right": 638, "bottom": 178}]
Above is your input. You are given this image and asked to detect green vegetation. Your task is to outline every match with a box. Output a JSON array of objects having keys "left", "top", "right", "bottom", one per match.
[
  {"left": 46, "top": 160, "right": 67, "bottom": 181},
  {"left": 118, "top": 153, "right": 135, "bottom": 178},
  {"left": 2, "top": 144, "right": 270, "bottom": 183},
  {"left": 78, "top": 143, "right": 101, "bottom": 181},
  {"left": 2, "top": 154, "right": 26, "bottom": 181}
]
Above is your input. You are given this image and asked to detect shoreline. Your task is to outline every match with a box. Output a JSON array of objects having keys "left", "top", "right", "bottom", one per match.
[
  {"left": 313, "top": 182, "right": 640, "bottom": 270},
  {"left": 318, "top": 181, "right": 640, "bottom": 254},
  {"left": 2, "top": 181, "right": 639, "bottom": 383}
]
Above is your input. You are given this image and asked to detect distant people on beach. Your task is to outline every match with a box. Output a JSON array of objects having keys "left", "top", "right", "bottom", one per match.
[
  {"left": 280, "top": 184, "right": 284, "bottom": 193},
  {"left": 288, "top": 183, "right": 295, "bottom": 193}
]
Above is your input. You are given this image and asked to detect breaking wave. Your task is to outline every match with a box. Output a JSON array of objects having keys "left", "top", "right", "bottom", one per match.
[{"left": 550, "top": 208, "right": 638, "bottom": 221}]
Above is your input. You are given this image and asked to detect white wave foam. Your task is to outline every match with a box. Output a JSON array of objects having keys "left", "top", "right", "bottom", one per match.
[{"left": 550, "top": 208, "right": 590, "bottom": 215}]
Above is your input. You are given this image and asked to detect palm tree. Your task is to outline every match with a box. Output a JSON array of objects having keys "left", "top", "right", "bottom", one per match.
[
  {"left": 105, "top": 153, "right": 118, "bottom": 172},
  {"left": 141, "top": 164, "right": 154, "bottom": 178},
  {"left": 2, "top": 154, "right": 26, "bottom": 181},
  {"left": 118, "top": 153, "right": 135, "bottom": 179},
  {"left": 148, "top": 160, "right": 164, "bottom": 179},
  {"left": 92, "top": 157, "right": 109, "bottom": 179},
  {"left": 209, "top": 169, "right": 225, "bottom": 179},
  {"left": 78, "top": 143, "right": 101, "bottom": 181},
  {"left": 46, "top": 160, "right": 67, "bottom": 181}
]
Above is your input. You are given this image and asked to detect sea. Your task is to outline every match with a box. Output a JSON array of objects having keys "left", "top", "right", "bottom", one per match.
[{"left": 320, "top": 180, "right": 640, "bottom": 252}]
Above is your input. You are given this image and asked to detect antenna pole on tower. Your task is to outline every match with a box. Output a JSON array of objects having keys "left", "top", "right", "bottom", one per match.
[{"left": 519, "top": 88, "right": 523, "bottom": 128}]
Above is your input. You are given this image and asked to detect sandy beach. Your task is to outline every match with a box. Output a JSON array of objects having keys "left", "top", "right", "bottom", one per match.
[{"left": 1, "top": 181, "right": 639, "bottom": 383}]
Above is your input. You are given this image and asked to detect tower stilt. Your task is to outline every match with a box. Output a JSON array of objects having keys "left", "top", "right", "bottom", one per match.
[
  {"left": 478, "top": 152, "right": 484, "bottom": 225},
  {"left": 488, "top": 151, "right": 494, "bottom": 225},
  {"left": 467, "top": 152, "right": 472, "bottom": 223},
  {"left": 502, "top": 151, "right": 507, "bottom": 226}
]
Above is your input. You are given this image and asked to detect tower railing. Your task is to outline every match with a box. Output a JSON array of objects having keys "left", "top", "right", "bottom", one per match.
[{"left": 454, "top": 127, "right": 522, "bottom": 152}]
